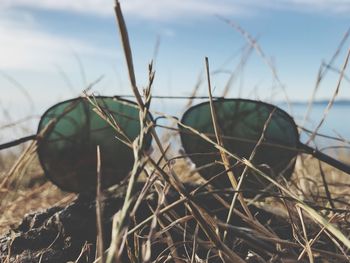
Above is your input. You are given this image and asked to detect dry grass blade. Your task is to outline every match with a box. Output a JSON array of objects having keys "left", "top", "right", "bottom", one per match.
[
  {"left": 302, "top": 27, "right": 350, "bottom": 126},
  {"left": 73, "top": 52, "right": 88, "bottom": 90},
  {"left": 250, "top": 165, "right": 350, "bottom": 250},
  {"left": 184, "top": 71, "right": 203, "bottom": 109},
  {"left": 205, "top": 58, "right": 258, "bottom": 247},
  {"left": 318, "top": 160, "right": 335, "bottom": 209},
  {"left": 222, "top": 45, "right": 253, "bottom": 97},
  {"left": 106, "top": 105, "right": 150, "bottom": 262},
  {"left": 296, "top": 206, "right": 314, "bottom": 263},
  {"left": 298, "top": 214, "right": 338, "bottom": 260},
  {"left": 2, "top": 1, "right": 349, "bottom": 262},
  {"left": 218, "top": 16, "right": 292, "bottom": 110},
  {"left": 141, "top": 182, "right": 165, "bottom": 263},
  {"left": 190, "top": 224, "right": 199, "bottom": 263},
  {"left": 54, "top": 64, "right": 77, "bottom": 95},
  {"left": 0, "top": 116, "right": 39, "bottom": 130},
  {"left": 0, "top": 140, "right": 37, "bottom": 190},
  {"left": 0, "top": 71, "right": 35, "bottom": 111},
  {"left": 113, "top": 0, "right": 180, "bottom": 186},
  {"left": 85, "top": 95, "right": 134, "bottom": 148},
  {"left": 81, "top": 75, "right": 105, "bottom": 95},
  {"left": 147, "top": 158, "right": 247, "bottom": 262},
  {"left": 225, "top": 109, "right": 276, "bottom": 241},
  {"left": 95, "top": 146, "right": 105, "bottom": 263},
  {"left": 170, "top": 113, "right": 350, "bottom": 249},
  {"left": 205, "top": 57, "right": 252, "bottom": 219},
  {"left": 323, "top": 62, "right": 350, "bottom": 83},
  {"left": 74, "top": 242, "right": 91, "bottom": 263},
  {"left": 108, "top": 4, "right": 159, "bottom": 261},
  {"left": 307, "top": 47, "right": 350, "bottom": 144},
  {"left": 128, "top": 196, "right": 187, "bottom": 235},
  {"left": 113, "top": 1, "right": 139, "bottom": 106}
]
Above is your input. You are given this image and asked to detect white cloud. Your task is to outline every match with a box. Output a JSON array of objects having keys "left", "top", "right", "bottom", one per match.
[
  {"left": 0, "top": 0, "right": 242, "bottom": 72},
  {"left": 0, "top": 0, "right": 241, "bottom": 19},
  {"left": 120, "top": 0, "right": 241, "bottom": 20},
  {"left": 255, "top": 0, "right": 350, "bottom": 13},
  {"left": 0, "top": 0, "right": 348, "bottom": 72},
  {"left": 0, "top": 11, "right": 116, "bottom": 71},
  {"left": 1, "top": 0, "right": 350, "bottom": 21},
  {"left": 1, "top": 0, "right": 114, "bottom": 16}
]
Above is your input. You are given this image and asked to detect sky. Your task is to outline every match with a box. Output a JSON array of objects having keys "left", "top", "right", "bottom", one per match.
[{"left": 0, "top": 0, "right": 350, "bottom": 140}]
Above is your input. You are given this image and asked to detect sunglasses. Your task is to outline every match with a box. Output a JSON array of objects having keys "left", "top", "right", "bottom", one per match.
[{"left": 2, "top": 96, "right": 349, "bottom": 195}]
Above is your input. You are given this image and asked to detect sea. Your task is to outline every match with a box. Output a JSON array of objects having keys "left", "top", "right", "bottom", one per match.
[
  {"left": 282, "top": 101, "right": 350, "bottom": 152},
  {"left": 152, "top": 99, "right": 350, "bottom": 158},
  {"left": 1, "top": 99, "right": 350, "bottom": 158}
]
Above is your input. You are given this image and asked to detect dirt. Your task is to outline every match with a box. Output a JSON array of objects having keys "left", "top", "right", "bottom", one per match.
[{"left": 0, "top": 182, "right": 340, "bottom": 262}]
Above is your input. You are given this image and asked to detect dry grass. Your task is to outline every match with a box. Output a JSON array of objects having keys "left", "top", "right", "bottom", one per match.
[
  {"left": 1, "top": 1, "right": 350, "bottom": 262},
  {"left": 2, "top": 104, "right": 350, "bottom": 261},
  {"left": 0, "top": 153, "right": 74, "bottom": 234},
  {"left": 1, "top": 132, "right": 350, "bottom": 262}
]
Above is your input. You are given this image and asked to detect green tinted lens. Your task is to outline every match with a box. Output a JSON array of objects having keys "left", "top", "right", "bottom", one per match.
[
  {"left": 37, "top": 96, "right": 152, "bottom": 193},
  {"left": 179, "top": 99, "right": 299, "bottom": 196}
]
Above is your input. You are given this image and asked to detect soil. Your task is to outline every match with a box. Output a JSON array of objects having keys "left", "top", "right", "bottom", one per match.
[{"left": 0, "top": 182, "right": 336, "bottom": 262}]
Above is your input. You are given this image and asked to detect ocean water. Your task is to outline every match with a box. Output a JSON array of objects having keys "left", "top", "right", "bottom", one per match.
[
  {"left": 152, "top": 100, "right": 350, "bottom": 137},
  {"left": 1, "top": 99, "right": 350, "bottom": 158},
  {"left": 151, "top": 99, "right": 350, "bottom": 158},
  {"left": 286, "top": 103, "right": 350, "bottom": 152}
]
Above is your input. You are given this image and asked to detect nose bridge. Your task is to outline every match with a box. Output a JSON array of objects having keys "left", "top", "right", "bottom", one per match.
[{"left": 154, "top": 115, "right": 179, "bottom": 124}]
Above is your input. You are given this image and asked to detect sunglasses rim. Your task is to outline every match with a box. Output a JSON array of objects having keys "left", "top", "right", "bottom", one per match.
[
  {"left": 36, "top": 95, "right": 151, "bottom": 193},
  {"left": 178, "top": 98, "right": 300, "bottom": 175}
]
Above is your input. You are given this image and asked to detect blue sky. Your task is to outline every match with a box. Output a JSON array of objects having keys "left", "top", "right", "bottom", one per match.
[{"left": 0, "top": 0, "right": 350, "bottom": 131}]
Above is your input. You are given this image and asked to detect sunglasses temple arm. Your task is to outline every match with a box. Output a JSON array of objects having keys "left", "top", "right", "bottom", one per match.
[
  {"left": 298, "top": 142, "right": 350, "bottom": 175},
  {"left": 0, "top": 134, "right": 37, "bottom": 151}
]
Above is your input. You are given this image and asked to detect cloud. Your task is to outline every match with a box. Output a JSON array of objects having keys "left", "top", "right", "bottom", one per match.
[
  {"left": 1, "top": 0, "right": 114, "bottom": 16},
  {"left": 0, "top": 0, "right": 241, "bottom": 19},
  {"left": 0, "top": 10, "right": 117, "bottom": 72},
  {"left": 0, "top": 0, "right": 242, "bottom": 72},
  {"left": 1, "top": 0, "right": 350, "bottom": 21},
  {"left": 120, "top": 0, "right": 242, "bottom": 20},
  {"left": 0, "top": 0, "right": 348, "bottom": 72},
  {"left": 255, "top": 0, "right": 350, "bottom": 13}
]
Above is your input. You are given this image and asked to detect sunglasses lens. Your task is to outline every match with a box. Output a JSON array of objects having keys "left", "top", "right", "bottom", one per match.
[
  {"left": 37, "top": 97, "right": 152, "bottom": 193},
  {"left": 180, "top": 99, "right": 299, "bottom": 196}
]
